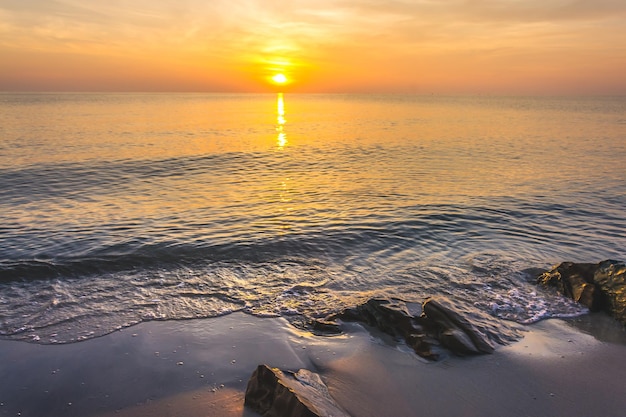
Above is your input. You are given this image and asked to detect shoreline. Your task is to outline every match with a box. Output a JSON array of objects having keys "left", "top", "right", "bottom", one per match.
[{"left": 1, "top": 312, "right": 625, "bottom": 417}]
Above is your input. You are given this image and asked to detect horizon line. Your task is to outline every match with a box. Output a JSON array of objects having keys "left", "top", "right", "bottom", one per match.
[{"left": 1, "top": 91, "right": 625, "bottom": 98}]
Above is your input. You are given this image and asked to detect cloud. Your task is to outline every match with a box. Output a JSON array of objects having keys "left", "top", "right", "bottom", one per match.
[
  {"left": 0, "top": 0, "right": 624, "bottom": 93},
  {"left": 337, "top": 0, "right": 626, "bottom": 23}
]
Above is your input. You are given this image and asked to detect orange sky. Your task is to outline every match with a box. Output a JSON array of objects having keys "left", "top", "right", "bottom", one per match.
[{"left": 1, "top": 0, "right": 625, "bottom": 94}]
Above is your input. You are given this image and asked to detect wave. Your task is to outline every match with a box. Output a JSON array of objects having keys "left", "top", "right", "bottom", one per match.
[
  {"left": 0, "top": 152, "right": 259, "bottom": 203},
  {"left": 2, "top": 194, "right": 625, "bottom": 284},
  {"left": 0, "top": 250, "right": 591, "bottom": 345}
]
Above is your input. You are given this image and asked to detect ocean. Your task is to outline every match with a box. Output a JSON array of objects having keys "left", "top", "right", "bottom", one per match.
[{"left": 1, "top": 93, "right": 625, "bottom": 344}]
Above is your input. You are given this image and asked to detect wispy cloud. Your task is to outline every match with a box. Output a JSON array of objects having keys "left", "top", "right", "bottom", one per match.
[{"left": 0, "top": 0, "right": 624, "bottom": 93}]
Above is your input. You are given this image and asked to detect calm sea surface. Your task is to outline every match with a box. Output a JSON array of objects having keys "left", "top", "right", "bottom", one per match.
[{"left": 1, "top": 93, "right": 625, "bottom": 343}]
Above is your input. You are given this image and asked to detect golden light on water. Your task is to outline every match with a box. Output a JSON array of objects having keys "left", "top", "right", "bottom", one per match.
[{"left": 276, "top": 93, "right": 287, "bottom": 149}]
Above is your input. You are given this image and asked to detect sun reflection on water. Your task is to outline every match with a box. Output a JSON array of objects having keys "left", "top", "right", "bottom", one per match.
[{"left": 276, "top": 93, "right": 287, "bottom": 149}]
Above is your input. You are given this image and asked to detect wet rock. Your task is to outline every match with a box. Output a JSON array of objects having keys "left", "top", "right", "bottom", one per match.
[
  {"left": 537, "top": 262, "right": 600, "bottom": 309},
  {"left": 422, "top": 297, "right": 495, "bottom": 354},
  {"left": 338, "top": 298, "right": 422, "bottom": 339},
  {"left": 336, "top": 298, "right": 444, "bottom": 360},
  {"left": 594, "top": 260, "right": 626, "bottom": 324},
  {"left": 310, "top": 318, "right": 342, "bottom": 335},
  {"left": 537, "top": 260, "right": 626, "bottom": 325},
  {"left": 245, "top": 364, "right": 350, "bottom": 417},
  {"left": 336, "top": 296, "right": 518, "bottom": 360},
  {"left": 287, "top": 317, "right": 342, "bottom": 335}
]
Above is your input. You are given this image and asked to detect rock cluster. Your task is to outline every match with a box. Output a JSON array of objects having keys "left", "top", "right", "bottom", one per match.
[
  {"left": 244, "top": 260, "right": 626, "bottom": 416},
  {"left": 537, "top": 259, "right": 626, "bottom": 325},
  {"left": 245, "top": 364, "right": 350, "bottom": 417},
  {"left": 335, "top": 296, "right": 519, "bottom": 360},
  {"left": 243, "top": 297, "right": 520, "bottom": 415}
]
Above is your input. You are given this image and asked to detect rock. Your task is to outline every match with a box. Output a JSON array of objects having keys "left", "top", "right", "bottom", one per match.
[
  {"left": 288, "top": 316, "right": 343, "bottom": 335},
  {"left": 337, "top": 298, "right": 444, "bottom": 360},
  {"left": 537, "top": 260, "right": 626, "bottom": 325},
  {"left": 338, "top": 298, "right": 421, "bottom": 339},
  {"left": 244, "top": 364, "right": 350, "bottom": 417},
  {"left": 310, "top": 318, "right": 342, "bottom": 335},
  {"left": 593, "top": 260, "right": 626, "bottom": 324},
  {"left": 537, "top": 262, "right": 600, "bottom": 309},
  {"left": 422, "top": 297, "right": 495, "bottom": 354},
  {"left": 336, "top": 296, "right": 519, "bottom": 360}
]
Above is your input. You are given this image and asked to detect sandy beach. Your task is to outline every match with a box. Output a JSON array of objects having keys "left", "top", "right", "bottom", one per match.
[{"left": 1, "top": 312, "right": 625, "bottom": 417}]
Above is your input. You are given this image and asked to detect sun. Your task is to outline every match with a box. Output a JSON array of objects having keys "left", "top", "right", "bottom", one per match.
[{"left": 271, "top": 73, "right": 288, "bottom": 84}]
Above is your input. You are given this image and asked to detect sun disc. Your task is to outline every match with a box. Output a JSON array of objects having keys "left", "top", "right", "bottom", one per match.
[{"left": 272, "top": 73, "right": 288, "bottom": 84}]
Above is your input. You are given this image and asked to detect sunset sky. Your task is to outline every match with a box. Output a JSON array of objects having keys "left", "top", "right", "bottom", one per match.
[{"left": 1, "top": 0, "right": 625, "bottom": 94}]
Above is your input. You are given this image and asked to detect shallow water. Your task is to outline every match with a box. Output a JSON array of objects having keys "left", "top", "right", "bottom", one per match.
[{"left": 1, "top": 93, "right": 625, "bottom": 343}]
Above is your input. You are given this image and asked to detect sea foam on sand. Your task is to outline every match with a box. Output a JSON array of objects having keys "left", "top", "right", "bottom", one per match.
[{"left": 1, "top": 312, "right": 625, "bottom": 417}]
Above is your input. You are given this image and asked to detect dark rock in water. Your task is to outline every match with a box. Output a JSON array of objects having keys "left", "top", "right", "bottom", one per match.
[
  {"left": 537, "top": 262, "right": 600, "bottom": 309},
  {"left": 594, "top": 260, "right": 626, "bottom": 324},
  {"left": 288, "top": 316, "right": 343, "bottom": 335},
  {"left": 537, "top": 260, "right": 626, "bottom": 325},
  {"left": 336, "top": 298, "right": 444, "bottom": 360},
  {"left": 310, "top": 318, "right": 342, "bottom": 335},
  {"left": 336, "top": 296, "right": 519, "bottom": 360},
  {"left": 338, "top": 298, "right": 422, "bottom": 338},
  {"left": 245, "top": 364, "right": 350, "bottom": 417},
  {"left": 422, "top": 297, "right": 493, "bottom": 354}
]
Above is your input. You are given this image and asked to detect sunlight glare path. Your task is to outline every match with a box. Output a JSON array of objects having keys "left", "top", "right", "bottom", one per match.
[{"left": 276, "top": 93, "right": 287, "bottom": 149}]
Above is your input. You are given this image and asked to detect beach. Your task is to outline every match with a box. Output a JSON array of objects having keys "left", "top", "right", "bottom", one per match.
[
  {"left": 1, "top": 312, "right": 625, "bottom": 417},
  {"left": 1, "top": 93, "right": 625, "bottom": 416},
  {"left": 2, "top": 0, "right": 626, "bottom": 414}
]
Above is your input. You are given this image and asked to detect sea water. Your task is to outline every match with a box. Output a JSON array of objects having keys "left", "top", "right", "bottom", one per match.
[{"left": 1, "top": 93, "right": 625, "bottom": 343}]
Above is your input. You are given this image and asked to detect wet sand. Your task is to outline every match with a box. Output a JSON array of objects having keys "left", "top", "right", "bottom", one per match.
[{"left": 1, "top": 312, "right": 625, "bottom": 417}]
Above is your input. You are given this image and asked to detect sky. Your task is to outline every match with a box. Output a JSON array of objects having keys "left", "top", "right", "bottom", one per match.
[{"left": 1, "top": 0, "right": 625, "bottom": 94}]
